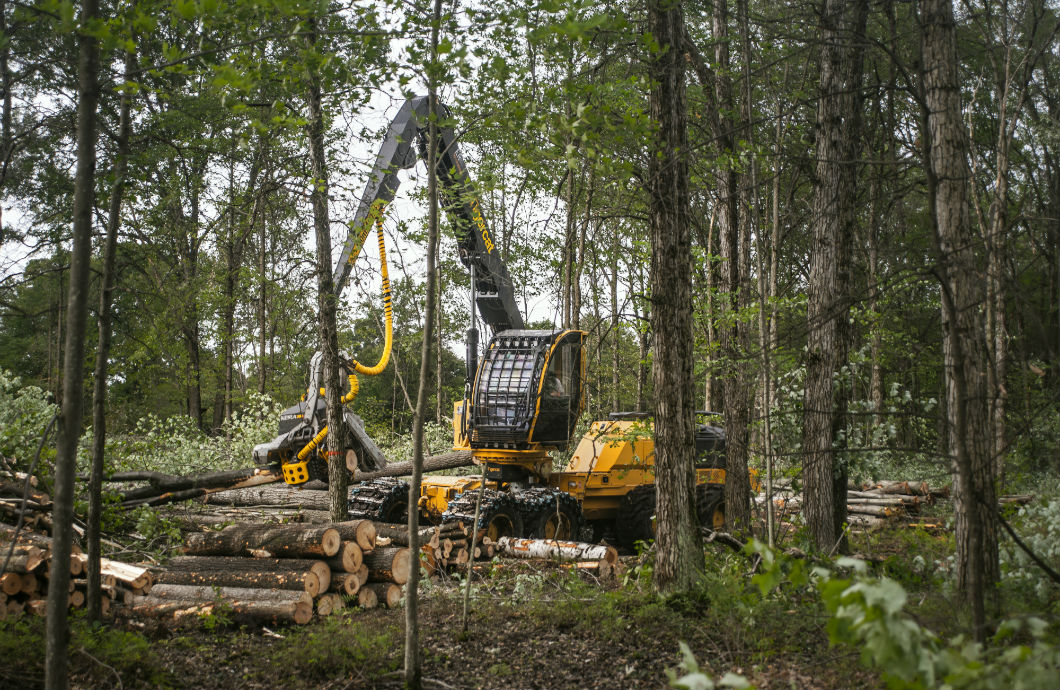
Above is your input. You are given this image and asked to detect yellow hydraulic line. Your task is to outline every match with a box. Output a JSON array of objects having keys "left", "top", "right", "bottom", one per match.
[
  {"left": 297, "top": 215, "right": 393, "bottom": 462},
  {"left": 349, "top": 215, "right": 393, "bottom": 377}
]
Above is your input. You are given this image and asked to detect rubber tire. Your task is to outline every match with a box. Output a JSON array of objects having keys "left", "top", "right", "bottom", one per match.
[
  {"left": 525, "top": 491, "right": 582, "bottom": 540},
  {"left": 442, "top": 490, "right": 524, "bottom": 541},
  {"left": 615, "top": 484, "right": 657, "bottom": 553},
  {"left": 696, "top": 484, "right": 726, "bottom": 531},
  {"left": 476, "top": 493, "right": 524, "bottom": 541}
]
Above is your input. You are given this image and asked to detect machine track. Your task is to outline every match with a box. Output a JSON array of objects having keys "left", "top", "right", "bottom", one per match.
[
  {"left": 441, "top": 489, "right": 523, "bottom": 541},
  {"left": 347, "top": 478, "right": 409, "bottom": 523},
  {"left": 615, "top": 484, "right": 656, "bottom": 552},
  {"left": 514, "top": 487, "right": 582, "bottom": 540}
]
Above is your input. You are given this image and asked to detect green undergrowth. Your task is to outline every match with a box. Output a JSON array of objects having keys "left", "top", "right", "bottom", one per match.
[
  {"left": 253, "top": 611, "right": 401, "bottom": 683},
  {"left": 0, "top": 614, "right": 173, "bottom": 689}
]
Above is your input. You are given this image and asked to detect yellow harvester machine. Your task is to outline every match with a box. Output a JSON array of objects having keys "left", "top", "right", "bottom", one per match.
[{"left": 256, "top": 96, "right": 751, "bottom": 551}]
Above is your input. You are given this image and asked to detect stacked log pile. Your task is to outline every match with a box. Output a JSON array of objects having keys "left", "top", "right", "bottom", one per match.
[
  {"left": 761, "top": 480, "right": 952, "bottom": 530},
  {"left": 127, "top": 519, "right": 412, "bottom": 624},
  {"left": 0, "top": 524, "right": 152, "bottom": 620},
  {"left": 383, "top": 520, "right": 624, "bottom": 584}
]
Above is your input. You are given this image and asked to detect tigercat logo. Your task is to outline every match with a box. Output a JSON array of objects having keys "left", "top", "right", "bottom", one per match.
[{"left": 470, "top": 200, "right": 493, "bottom": 253}]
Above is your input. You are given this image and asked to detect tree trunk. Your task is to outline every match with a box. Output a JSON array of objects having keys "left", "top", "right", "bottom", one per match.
[
  {"left": 46, "top": 0, "right": 99, "bottom": 683},
  {"left": 87, "top": 47, "right": 135, "bottom": 623},
  {"left": 304, "top": 20, "right": 348, "bottom": 523},
  {"left": 802, "top": 0, "right": 867, "bottom": 554},
  {"left": 920, "top": 0, "right": 999, "bottom": 641},
  {"left": 647, "top": 0, "right": 701, "bottom": 595},
  {"left": 611, "top": 226, "right": 621, "bottom": 412}
]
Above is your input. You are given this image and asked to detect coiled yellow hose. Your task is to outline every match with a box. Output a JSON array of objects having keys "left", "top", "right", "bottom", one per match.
[{"left": 297, "top": 215, "right": 393, "bottom": 462}]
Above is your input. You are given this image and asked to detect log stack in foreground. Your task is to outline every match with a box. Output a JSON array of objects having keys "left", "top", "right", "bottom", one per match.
[
  {"left": 131, "top": 519, "right": 410, "bottom": 623},
  {"left": 0, "top": 523, "right": 151, "bottom": 620}
]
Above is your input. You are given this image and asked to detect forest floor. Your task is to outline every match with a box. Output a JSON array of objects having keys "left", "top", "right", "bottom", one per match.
[
  {"left": 2, "top": 538, "right": 911, "bottom": 690},
  {"left": 1, "top": 506, "right": 1033, "bottom": 690}
]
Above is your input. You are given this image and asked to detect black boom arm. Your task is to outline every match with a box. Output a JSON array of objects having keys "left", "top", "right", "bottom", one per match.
[{"left": 334, "top": 96, "right": 524, "bottom": 333}]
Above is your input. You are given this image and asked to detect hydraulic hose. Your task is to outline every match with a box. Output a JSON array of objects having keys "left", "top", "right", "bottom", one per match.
[
  {"left": 296, "top": 215, "right": 393, "bottom": 462},
  {"left": 349, "top": 216, "right": 393, "bottom": 376}
]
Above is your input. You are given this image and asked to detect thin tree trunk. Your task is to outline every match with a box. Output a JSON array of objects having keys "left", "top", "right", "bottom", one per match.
[
  {"left": 46, "top": 0, "right": 99, "bottom": 682},
  {"left": 406, "top": 3, "right": 443, "bottom": 685},
  {"left": 0, "top": 0, "right": 12, "bottom": 228},
  {"left": 610, "top": 225, "right": 620, "bottom": 412},
  {"left": 920, "top": 0, "right": 998, "bottom": 641},
  {"left": 87, "top": 47, "right": 134, "bottom": 623},
  {"left": 648, "top": 0, "right": 701, "bottom": 595},
  {"left": 435, "top": 259, "right": 443, "bottom": 425},
  {"left": 635, "top": 260, "right": 649, "bottom": 412},
  {"left": 305, "top": 20, "right": 347, "bottom": 522},
  {"left": 258, "top": 191, "right": 268, "bottom": 395}
]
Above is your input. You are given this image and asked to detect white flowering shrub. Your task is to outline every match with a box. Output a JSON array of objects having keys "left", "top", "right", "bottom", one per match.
[
  {"left": 372, "top": 421, "right": 454, "bottom": 467},
  {"left": 105, "top": 393, "right": 283, "bottom": 476},
  {"left": 999, "top": 489, "right": 1060, "bottom": 604},
  {"left": 0, "top": 370, "right": 58, "bottom": 471},
  {"left": 765, "top": 344, "right": 944, "bottom": 486}
]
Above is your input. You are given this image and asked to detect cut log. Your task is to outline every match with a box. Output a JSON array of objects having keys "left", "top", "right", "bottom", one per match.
[
  {"left": 495, "top": 538, "right": 618, "bottom": 564},
  {"left": 0, "top": 481, "right": 50, "bottom": 505},
  {"left": 365, "top": 582, "right": 402, "bottom": 608},
  {"left": 861, "top": 480, "right": 934, "bottom": 496},
  {"left": 127, "top": 595, "right": 312, "bottom": 625},
  {"left": 330, "top": 572, "right": 362, "bottom": 596},
  {"left": 363, "top": 547, "right": 411, "bottom": 585},
  {"left": 72, "top": 554, "right": 152, "bottom": 589},
  {"left": 69, "top": 590, "right": 85, "bottom": 608},
  {"left": 203, "top": 486, "right": 330, "bottom": 511},
  {"left": 354, "top": 564, "right": 369, "bottom": 588},
  {"left": 19, "top": 573, "right": 38, "bottom": 594},
  {"left": 846, "top": 504, "right": 901, "bottom": 518},
  {"left": 156, "top": 566, "right": 321, "bottom": 597},
  {"left": 165, "top": 556, "right": 330, "bottom": 592},
  {"left": 332, "top": 520, "right": 377, "bottom": 553},
  {"left": 325, "top": 542, "right": 363, "bottom": 574},
  {"left": 354, "top": 450, "right": 473, "bottom": 482},
  {"left": 0, "top": 552, "right": 43, "bottom": 573},
  {"left": 183, "top": 524, "right": 341, "bottom": 558},
  {"left": 0, "top": 571, "right": 21, "bottom": 595},
  {"left": 25, "top": 599, "right": 46, "bottom": 616},
  {"left": 356, "top": 587, "right": 378, "bottom": 609},
  {"left": 117, "top": 467, "right": 282, "bottom": 504},
  {"left": 148, "top": 584, "right": 312, "bottom": 607},
  {"left": 315, "top": 593, "right": 344, "bottom": 616},
  {"left": 0, "top": 526, "right": 83, "bottom": 554},
  {"left": 372, "top": 522, "right": 466, "bottom": 547},
  {"left": 846, "top": 514, "right": 887, "bottom": 529}
]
